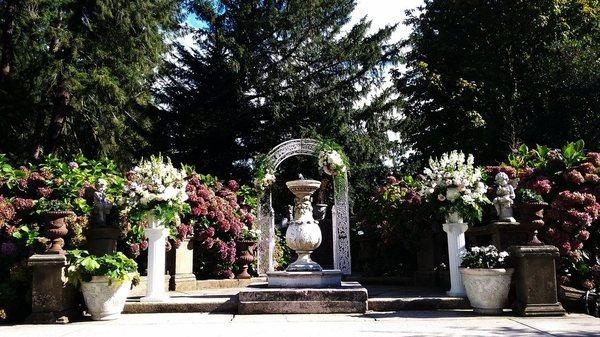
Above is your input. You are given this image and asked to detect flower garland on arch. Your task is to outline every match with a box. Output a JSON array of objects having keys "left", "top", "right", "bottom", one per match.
[
  {"left": 252, "top": 154, "right": 276, "bottom": 194},
  {"left": 252, "top": 139, "right": 349, "bottom": 195},
  {"left": 315, "top": 139, "right": 349, "bottom": 196}
]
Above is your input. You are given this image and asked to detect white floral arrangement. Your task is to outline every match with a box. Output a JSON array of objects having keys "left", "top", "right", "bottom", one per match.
[
  {"left": 240, "top": 225, "right": 262, "bottom": 241},
  {"left": 121, "top": 155, "right": 190, "bottom": 226},
  {"left": 253, "top": 168, "right": 276, "bottom": 191},
  {"left": 318, "top": 150, "right": 347, "bottom": 176},
  {"left": 460, "top": 245, "right": 509, "bottom": 269},
  {"left": 420, "top": 150, "right": 490, "bottom": 223}
]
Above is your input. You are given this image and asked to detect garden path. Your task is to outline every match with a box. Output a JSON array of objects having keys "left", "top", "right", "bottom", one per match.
[{"left": 1, "top": 311, "right": 598, "bottom": 336}]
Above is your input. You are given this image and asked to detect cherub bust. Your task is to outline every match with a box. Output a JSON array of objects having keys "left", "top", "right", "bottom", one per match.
[
  {"left": 92, "top": 178, "right": 113, "bottom": 228},
  {"left": 493, "top": 172, "right": 516, "bottom": 223}
]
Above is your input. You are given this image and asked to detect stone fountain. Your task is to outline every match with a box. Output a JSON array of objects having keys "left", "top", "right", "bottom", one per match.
[
  {"left": 238, "top": 176, "right": 366, "bottom": 314},
  {"left": 267, "top": 178, "right": 342, "bottom": 287}
]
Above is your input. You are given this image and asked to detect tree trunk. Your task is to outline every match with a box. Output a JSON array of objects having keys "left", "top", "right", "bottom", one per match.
[{"left": 43, "top": 78, "right": 70, "bottom": 155}]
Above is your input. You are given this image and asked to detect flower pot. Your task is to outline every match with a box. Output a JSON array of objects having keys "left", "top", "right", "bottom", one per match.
[
  {"left": 42, "top": 211, "right": 75, "bottom": 254},
  {"left": 460, "top": 268, "right": 514, "bottom": 314},
  {"left": 446, "top": 211, "right": 464, "bottom": 224},
  {"left": 313, "top": 203, "right": 328, "bottom": 221},
  {"left": 517, "top": 202, "right": 547, "bottom": 227},
  {"left": 235, "top": 240, "right": 257, "bottom": 279},
  {"left": 81, "top": 275, "right": 133, "bottom": 320}
]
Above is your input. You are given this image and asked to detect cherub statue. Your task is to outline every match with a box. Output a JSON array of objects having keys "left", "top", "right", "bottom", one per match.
[
  {"left": 493, "top": 172, "right": 516, "bottom": 223},
  {"left": 92, "top": 179, "right": 113, "bottom": 227}
]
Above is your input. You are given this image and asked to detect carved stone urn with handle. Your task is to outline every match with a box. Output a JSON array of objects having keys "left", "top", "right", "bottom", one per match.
[{"left": 285, "top": 179, "right": 323, "bottom": 272}]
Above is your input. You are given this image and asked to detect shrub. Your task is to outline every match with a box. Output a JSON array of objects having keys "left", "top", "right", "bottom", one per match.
[
  {"left": 505, "top": 141, "right": 600, "bottom": 290},
  {"left": 186, "top": 174, "right": 257, "bottom": 279},
  {"left": 0, "top": 154, "right": 124, "bottom": 322},
  {"left": 66, "top": 250, "right": 140, "bottom": 286}
]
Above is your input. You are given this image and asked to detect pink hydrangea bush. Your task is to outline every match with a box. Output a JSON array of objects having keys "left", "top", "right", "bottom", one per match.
[
  {"left": 507, "top": 145, "right": 600, "bottom": 290},
  {"left": 186, "top": 174, "right": 256, "bottom": 279}
]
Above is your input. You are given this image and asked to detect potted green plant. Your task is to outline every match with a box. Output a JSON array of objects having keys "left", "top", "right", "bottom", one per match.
[
  {"left": 515, "top": 188, "right": 547, "bottom": 226},
  {"left": 459, "top": 245, "right": 513, "bottom": 314},
  {"left": 66, "top": 250, "right": 140, "bottom": 320}
]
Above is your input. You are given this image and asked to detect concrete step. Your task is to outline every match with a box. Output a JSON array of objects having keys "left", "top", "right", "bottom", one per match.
[
  {"left": 124, "top": 285, "right": 469, "bottom": 314},
  {"left": 238, "top": 282, "right": 368, "bottom": 314},
  {"left": 124, "top": 289, "right": 239, "bottom": 314},
  {"left": 367, "top": 285, "right": 470, "bottom": 311}
]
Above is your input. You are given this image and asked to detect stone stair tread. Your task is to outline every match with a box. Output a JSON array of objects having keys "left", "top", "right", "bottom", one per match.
[{"left": 124, "top": 285, "right": 470, "bottom": 313}]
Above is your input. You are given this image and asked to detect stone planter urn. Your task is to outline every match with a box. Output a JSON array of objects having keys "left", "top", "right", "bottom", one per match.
[
  {"left": 81, "top": 275, "right": 133, "bottom": 320},
  {"left": 285, "top": 179, "right": 323, "bottom": 272},
  {"left": 235, "top": 240, "right": 257, "bottom": 279},
  {"left": 460, "top": 268, "right": 514, "bottom": 314},
  {"left": 42, "top": 211, "right": 75, "bottom": 254},
  {"left": 517, "top": 202, "right": 547, "bottom": 227}
]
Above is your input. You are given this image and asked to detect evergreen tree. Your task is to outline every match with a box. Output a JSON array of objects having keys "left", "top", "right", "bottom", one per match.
[
  {"left": 398, "top": 0, "right": 600, "bottom": 166},
  {"left": 0, "top": 0, "right": 181, "bottom": 163},
  {"left": 156, "top": 0, "right": 403, "bottom": 200}
]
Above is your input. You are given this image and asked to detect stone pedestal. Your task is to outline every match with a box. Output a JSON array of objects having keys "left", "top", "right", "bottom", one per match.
[
  {"left": 467, "top": 222, "right": 537, "bottom": 251},
  {"left": 87, "top": 227, "right": 120, "bottom": 256},
  {"left": 141, "top": 227, "right": 169, "bottom": 302},
  {"left": 169, "top": 238, "right": 196, "bottom": 291},
  {"left": 238, "top": 282, "right": 367, "bottom": 314},
  {"left": 442, "top": 222, "right": 468, "bottom": 297},
  {"left": 510, "top": 245, "right": 566, "bottom": 316},
  {"left": 26, "top": 254, "right": 79, "bottom": 324},
  {"left": 267, "top": 270, "right": 342, "bottom": 288}
]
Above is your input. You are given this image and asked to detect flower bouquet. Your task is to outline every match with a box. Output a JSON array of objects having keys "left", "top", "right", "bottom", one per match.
[
  {"left": 121, "top": 155, "right": 190, "bottom": 236},
  {"left": 420, "top": 150, "right": 490, "bottom": 223},
  {"left": 253, "top": 168, "right": 276, "bottom": 192},
  {"left": 318, "top": 150, "right": 347, "bottom": 176}
]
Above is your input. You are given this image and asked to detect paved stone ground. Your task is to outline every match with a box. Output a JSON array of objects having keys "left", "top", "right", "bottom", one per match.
[{"left": 1, "top": 311, "right": 599, "bottom": 337}]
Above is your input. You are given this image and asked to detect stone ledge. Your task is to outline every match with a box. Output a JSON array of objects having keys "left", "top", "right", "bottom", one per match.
[
  {"left": 196, "top": 277, "right": 266, "bottom": 289},
  {"left": 124, "top": 295, "right": 237, "bottom": 313},
  {"left": 238, "top": 281, "right": 368, "bottom": 314},
  {"left": 238, "top": 300, "right": 367, "bottom": 314},
  {"left": 240, "top": 282, "right": 367, "bottom": 302},
  {"left": 267, "top": 270, "right": 342, "bottom": 288}
]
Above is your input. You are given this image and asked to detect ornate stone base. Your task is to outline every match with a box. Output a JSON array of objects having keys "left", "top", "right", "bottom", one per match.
[
  {"left": 267, "top": 270, "right": 342, "bottom": 288},
  {"left": 26, "top": 254, "right": 79, "bottom": 324},
  {"left": 171, "top": 274, "right": 198, "bottom": 292},
  {"left": 168, "top": 238, "right": 196, "bottom": 291},
  {"left": 238, "top": 281, "right": 367, "bottom": 314},
  {"left": 510, "top": 245, "right": 566, "bottom": 317}
]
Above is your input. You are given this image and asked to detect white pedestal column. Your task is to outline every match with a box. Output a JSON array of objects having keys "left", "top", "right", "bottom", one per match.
[
  {"left": 140, "top": 227, "right": 169, "bottom": 302},
  {"left": 442, "top": 222, "right": 468, "bottom": 297}
]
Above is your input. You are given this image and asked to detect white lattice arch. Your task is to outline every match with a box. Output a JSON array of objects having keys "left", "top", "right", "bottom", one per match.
[{"left": 257, "top": 138, "right": 352, "bottom": 275}]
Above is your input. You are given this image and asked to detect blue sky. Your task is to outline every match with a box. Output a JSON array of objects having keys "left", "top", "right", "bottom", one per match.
[{"left": 183, "top": 0, "right": 424, "bottom": 40}]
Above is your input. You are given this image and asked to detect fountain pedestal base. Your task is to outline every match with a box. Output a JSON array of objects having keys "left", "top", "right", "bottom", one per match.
[
  {"left": 238, "top": 281, "right": 367, "bottom": 314},
  {"left": 267, "top": 270, "right": 342, "bottom": 288}
]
